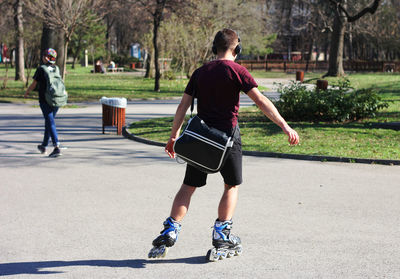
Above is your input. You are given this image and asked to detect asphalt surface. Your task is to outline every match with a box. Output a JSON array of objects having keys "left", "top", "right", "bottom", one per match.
[{"left": 0, "top": 100, "right": 399, "bottom": 279}]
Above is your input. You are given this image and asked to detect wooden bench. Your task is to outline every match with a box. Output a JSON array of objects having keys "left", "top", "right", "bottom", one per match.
[{"left": 107, "top": 67, "right": 124, "bottom": 73}]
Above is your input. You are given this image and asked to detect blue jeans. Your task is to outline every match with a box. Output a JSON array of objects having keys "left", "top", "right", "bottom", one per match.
[{"left": 40, "top": 102, "right": 59, "bottom": 147}]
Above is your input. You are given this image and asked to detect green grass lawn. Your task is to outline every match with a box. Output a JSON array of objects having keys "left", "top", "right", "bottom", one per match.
[
  {"left": 238, "top": 107, "right": 400, "bottom": 160},
  {"left": 0, "top": 64, "right": 187, "bottom": 103},
  {"left": 128, "top": 106, "right": 400, "bottom": 160},
  {"left": 126, "top": 71, "right": 400, "bottom": 161}
]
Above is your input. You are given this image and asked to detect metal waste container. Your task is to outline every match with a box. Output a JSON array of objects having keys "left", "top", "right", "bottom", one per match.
[{"left": 100, "top": 97, "right": 127, "bottom": 135}]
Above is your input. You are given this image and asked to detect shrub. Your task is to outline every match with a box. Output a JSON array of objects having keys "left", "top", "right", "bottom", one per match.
[
  {"left": 162, "top": 70, "right": 176, "bottom": 80},
  {"left": 274, "top": 79, "right": 389, "bottom": 122}
]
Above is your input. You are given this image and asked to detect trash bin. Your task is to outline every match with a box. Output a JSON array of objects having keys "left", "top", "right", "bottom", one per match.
[
  {"left": 100, "top": 97, "right": 127, "bottom": 135},
  {"left": 296, "top": 71, "right": 304, "bottom": 82},
  {"left": 316, "top": 79, "right": 328, "bottom": 90}
]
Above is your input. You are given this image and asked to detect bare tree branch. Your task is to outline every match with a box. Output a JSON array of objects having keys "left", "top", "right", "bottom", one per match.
[{"left": 329, "top": 0, "right": 382, "bottom": 22}]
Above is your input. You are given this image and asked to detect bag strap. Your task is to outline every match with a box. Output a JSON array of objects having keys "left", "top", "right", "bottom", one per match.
[
  {"left": 40, "top": 65, "right": 51, "bottom": 88},
  {"left": 190, "top": 71, "right": 198, "bottom": 117}
]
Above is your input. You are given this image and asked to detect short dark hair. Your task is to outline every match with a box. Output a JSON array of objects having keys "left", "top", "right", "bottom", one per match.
[{"left": 213, "top": 28, "right": 239, "bottom": 53}]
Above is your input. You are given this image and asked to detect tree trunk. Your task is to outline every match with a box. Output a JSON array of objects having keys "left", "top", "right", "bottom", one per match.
[
  {"left": 105, "top": 15, "right": 113, "bottom": 62},
  {"left": 324, "top": 41, "right": 328, "bottom": 62},
  {"left": 347, "top": 25, "right": 353, "bottom": 61},
  {"left": 1, "top": 62, "right": 9, "bottom": 89},
  {"left": 145, "top": 52, "right": 151, "bottom": 78},
  {"left": 56, "top": 30, "right": 65, "bottom": 79},
  {"left": 62, "top": 40, "right": 69, "bottom": 79},
  {"left": 152, "top": 0, "right": 167, "bottom": 92},
  {"left": 325, "top": 0, "right": 381, "bottom": 76},
  {"left": 181, "top": 52, "right": 185, "bottom": 78},
  {"left": 305, "top": 37, "right": 314, "bottom": 72},
  {"left": 90, "top": 46, "right": 95, "bottom": 71},
  {"left": 71, "top": 55, "right": 77, "bottom": 69},
  {"left": 10, "top": 49, "right": 14, "bottom": 68},
  {"left": 41, "top": 25, "right": 56, "bottom": 56},
  {"left": 41, "top": 24, "right": 65, "bottom": 78},
  {"left": 287, "top": 37, "right": 292, "bottom": 61},
  {"left": 284, "top": 1, "right": 293, "bottom": 61},
  {"left": 24, "top": 47, "right": 40, "bottom": 87},
  {"left": 14, "top": 0, "right": 26, "bottom": 83},
  {"left": 325, "top": 9, "right": 346, "bottom": 77},
  {"left": 153, "top": 17, "right": 161, "bottom": 91}
]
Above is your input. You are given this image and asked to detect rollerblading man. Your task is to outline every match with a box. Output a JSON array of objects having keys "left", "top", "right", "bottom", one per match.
[{"left": 148, "top": 28, "right": 299, "bottom": 260}]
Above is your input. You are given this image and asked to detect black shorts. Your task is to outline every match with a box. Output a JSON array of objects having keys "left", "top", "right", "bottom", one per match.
[{"left": 183, "top": 129, "right": 242, "bottom": 187}]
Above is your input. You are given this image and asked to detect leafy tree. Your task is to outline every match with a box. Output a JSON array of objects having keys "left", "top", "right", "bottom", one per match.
[
  {"left": 158, "top": 0, "right": 272, "bottom": 76},
  {"left": 0, "top": 1, "right": 15, "bottom": 89},
  {"left": 131, "top": 0, "right": 191, "bottom": 91},
  {"left": 23, "top": 14, "right": 42, "bottom": 87},
  {"left": 26, "top": 0, "right": 106, "bottom": 79},
  {"left": 141, "top": 32, "right": 153, "bottom": 78},
  {"left": 243, "top": 34, "right": 277, "bottom": 60},
  {"left": 264, "top": 0, "right": 399, "bottom": 68},
  {"left": 69, "top": 13, "right": 107, "bottom": 69},
  {"left": 1, "top": 0, "right": 41, "bottom": 87}
]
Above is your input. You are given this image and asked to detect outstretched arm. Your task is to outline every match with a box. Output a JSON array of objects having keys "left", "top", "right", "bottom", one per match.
[
  {"left": 247, "top": 87, "right": 299, "bottom": 145},
  {"left": 165, "top": 92, "right": 193, "bottom": 158},
  {"left": 24, "top": 80, "right": 37, "bottom": 98}
]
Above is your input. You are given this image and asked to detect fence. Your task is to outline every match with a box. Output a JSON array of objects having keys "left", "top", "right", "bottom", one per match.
[{"left": 236, "top": 60, "right": 400, "bottom": 72}]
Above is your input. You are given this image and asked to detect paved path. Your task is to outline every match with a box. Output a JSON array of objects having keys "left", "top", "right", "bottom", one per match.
[{"left": 1, "top": 102, "right": 399, "bottom": 279}]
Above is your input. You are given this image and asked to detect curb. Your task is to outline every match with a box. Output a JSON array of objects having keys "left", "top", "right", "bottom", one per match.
[
  {"left": 371, "top": 122, "right": 400, "bottom": 131},
  {"left": 122, "top": 127, "right": 165, "bottom": 147},
  {"left": 122, "top": 127, "right": 400, "bottom": 166},
  {"left": 241, "top": 150, "right": 400, "bottom": 165}
]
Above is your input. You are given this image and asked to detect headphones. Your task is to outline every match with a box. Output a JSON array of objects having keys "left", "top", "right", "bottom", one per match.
[{"left": 212, "top": 30, "right": 242, "bottom": 55}]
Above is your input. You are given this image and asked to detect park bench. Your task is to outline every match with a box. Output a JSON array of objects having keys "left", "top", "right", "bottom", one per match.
[{"left": 107, "top": 67, "right": 124, "bottom": 73}]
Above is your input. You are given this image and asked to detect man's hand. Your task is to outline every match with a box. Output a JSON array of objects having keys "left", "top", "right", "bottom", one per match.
[
  {"left": 282, "top": 125, "right": 300, "bottom": 145},
  {"left": 247, "top": 88, "right": 299, "bottom": 146},
  {"left": 165, "top": 137, "right": 177, "bottom": 158},
  {"left": 25, "top": 80, "right": 37, "bottom": 99}
]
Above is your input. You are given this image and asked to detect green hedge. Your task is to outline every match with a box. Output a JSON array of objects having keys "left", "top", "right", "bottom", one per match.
[{"left": 274, "top": 79, "right": 389, "bottom": 122}]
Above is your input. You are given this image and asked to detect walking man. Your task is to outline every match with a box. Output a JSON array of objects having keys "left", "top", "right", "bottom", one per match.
[
  {"left": 25, "top": 48, "right": 63, "bottom": 157},
  {"left": 149, "top": 29, "right": 299, "bottom": 261}
]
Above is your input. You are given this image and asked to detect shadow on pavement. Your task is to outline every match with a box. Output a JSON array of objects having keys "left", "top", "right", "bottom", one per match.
[{"left": 0, "top": 257, "right": 207, "bottom": 275}]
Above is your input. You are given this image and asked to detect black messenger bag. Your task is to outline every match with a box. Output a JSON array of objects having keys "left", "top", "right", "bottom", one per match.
[
  {"left": 173, "top": 75, "right": 235, "bottom": 174},
  {"left": 173, "top": 115, "right": 234, "bottom": 173}
]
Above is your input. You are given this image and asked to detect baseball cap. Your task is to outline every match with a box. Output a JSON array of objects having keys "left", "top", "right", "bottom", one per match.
[{"left": 44, "top": 48, "right": 57, "bottom": 64}]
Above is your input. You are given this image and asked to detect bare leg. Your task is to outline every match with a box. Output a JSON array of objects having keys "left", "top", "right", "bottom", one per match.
[
  {"left": 218, "top": 184, "right": 239, "bottom": 221},
  {"left": 170, "top": 184, "right": 196, "bottom": 222}
]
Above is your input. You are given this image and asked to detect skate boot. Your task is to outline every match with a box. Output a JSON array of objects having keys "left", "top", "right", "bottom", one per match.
[
  {"left": 206, "top": 219, "right": 242, "bottom": 262},
  {"left": 148, "top": 217, "right": 181, "bottom": 258}
]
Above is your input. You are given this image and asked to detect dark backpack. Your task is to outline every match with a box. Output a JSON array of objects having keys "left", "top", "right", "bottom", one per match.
[{"left": 41, "top": 65, "right": 68, "bottom": 107}]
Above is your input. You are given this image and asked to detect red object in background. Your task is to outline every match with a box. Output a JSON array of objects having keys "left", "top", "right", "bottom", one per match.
[
  {"left": 317, "top": 80, "right": 328, "bottom": 90},
  {"left": 2, "top": 44, "right": 8, "bottom": 58},
  {"left": 296, "top": 71, "right": 304, "bottom": 82}
]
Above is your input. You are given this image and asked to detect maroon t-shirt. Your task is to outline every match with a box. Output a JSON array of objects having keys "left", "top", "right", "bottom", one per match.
[{"left": 185, "top": 60, "right": 258, "bottom": 133}]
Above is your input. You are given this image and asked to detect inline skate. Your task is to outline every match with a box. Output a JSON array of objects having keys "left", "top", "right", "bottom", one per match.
[
  {"left": 148, "top": 217, "right": 181, "bottom": 258},
  {"left": 206, "top": 219, "right": 242, "bottom": 262}
]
